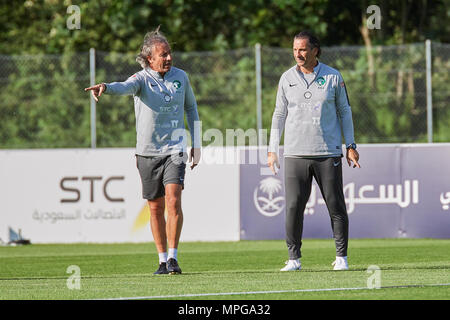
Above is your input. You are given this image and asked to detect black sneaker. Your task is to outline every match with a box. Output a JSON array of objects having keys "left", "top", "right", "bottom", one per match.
[
  {"left": 153, "top": 262, "right": 169, "bottom": 275},
  {"left": 167, "top": 258, "right": 182, "bottom": 274}
]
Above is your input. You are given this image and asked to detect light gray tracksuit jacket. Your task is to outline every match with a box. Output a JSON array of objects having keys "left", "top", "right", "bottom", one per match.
[
  {"left": 105, "top": 66, "right": 201, "bottom": 156},
  {"left": 269, "top": 62, "right": 355, "bottom": 157}
]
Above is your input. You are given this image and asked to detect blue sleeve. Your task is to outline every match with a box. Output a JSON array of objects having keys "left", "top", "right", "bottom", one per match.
[
  {"left": 184, "top": 74, "right": 201, "bottom": 148},
  {"left": 335, "top": 73, "right": 355, "bottom": 146},
  {"left": 105, "top": 73, "right": 142, "bottom": 96}
]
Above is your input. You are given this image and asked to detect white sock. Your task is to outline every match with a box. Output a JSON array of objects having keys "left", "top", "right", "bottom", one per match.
[
  {"left": 168, "top": 248, "right": 178, "bottom": 261},
  {"left": 159, "top": 252, "right": 167, "bottom": 264}
]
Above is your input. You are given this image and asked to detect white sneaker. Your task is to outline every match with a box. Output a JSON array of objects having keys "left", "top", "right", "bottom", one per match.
[
  {"left": 332, "top": 256, "right": 349, "bottom": 270},
  {"left": 280, "top": 259, "right": 301, "bottom": 271}
]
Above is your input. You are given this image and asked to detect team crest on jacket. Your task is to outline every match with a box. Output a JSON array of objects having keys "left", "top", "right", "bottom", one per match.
[
  {"left": 316, "top": 76, "right": 326, "bottom": 86},
  {"left": 173, "top": 80, "right": 182, "bottom": 89}
]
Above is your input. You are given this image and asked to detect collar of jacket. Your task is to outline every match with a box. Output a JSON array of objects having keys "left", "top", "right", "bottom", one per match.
[
  {"left": 296, "top": 61, "right": 321, "bottom": 75},
  {"left": 145, "top": 66, "right": 173, "bottom": 81}
]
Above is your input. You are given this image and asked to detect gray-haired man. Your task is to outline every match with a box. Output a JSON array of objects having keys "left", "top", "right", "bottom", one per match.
[
  {"left": 85, "top": 28, "right": 201, "bottom": 275},
  {"left": 268, "top": 31, "right": 360, "bottom": 271}
]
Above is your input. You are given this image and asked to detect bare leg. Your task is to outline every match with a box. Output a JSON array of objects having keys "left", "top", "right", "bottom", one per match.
[
  {"left": 148, "top": 197, "right": 167, "bottom": 253},
  {"left": 165, "top": 184, "right": 183, "bottom": 249}
]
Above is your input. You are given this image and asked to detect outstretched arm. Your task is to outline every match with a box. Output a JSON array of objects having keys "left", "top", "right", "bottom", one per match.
[
  {"left": 84, "top": 83, "right": 105, "bottom": 102},
  {"left": 84, "top": 74, "right": 141, "bottom": 102}
]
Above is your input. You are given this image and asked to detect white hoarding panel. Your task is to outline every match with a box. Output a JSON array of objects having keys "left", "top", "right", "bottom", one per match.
[{"left": 0, "top": 148, "right": 240, "bottom": 243}]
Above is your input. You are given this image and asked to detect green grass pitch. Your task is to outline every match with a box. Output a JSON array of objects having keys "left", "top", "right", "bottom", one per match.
[{"left": 0, "top": 239, "right": 449, "bottom": 300}]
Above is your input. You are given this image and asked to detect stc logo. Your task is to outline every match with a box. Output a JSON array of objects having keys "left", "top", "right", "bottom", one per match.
[{"left": 60, "top": 176, "right": 125, "bottom": 203}]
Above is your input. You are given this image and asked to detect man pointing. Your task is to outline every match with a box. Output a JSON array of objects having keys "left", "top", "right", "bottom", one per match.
[{"left": 85, "top": 28, "right": 201, "bottom": 275}]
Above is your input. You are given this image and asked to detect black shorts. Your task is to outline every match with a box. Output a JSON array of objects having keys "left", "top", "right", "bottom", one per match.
[{"left": 136, "top": 152, "right": 187, "bottom": 200}]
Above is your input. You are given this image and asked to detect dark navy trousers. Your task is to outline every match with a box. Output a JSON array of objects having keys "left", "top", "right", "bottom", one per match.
[{"left": 284, "top": 156, "right": 349, "bottom": 259}]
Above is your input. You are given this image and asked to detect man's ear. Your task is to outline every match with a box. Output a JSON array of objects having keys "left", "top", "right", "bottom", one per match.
[{"left": 312, "top": 47, "right": 319, "bottom": 58}]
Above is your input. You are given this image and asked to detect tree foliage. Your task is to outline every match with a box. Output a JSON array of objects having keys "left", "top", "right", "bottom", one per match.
[{"left": 1, "top": 0, "right": 449, "bottom": 55}]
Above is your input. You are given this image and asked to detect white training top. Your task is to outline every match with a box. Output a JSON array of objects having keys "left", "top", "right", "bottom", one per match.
[
  {"left": 269, "top": 62, "right": 355, "bottom": 157},
  {"left": 105, "top": 66, "right": 201, "bottom": 156}
]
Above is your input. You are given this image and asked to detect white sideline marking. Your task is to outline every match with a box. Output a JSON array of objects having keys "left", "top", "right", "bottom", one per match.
[{"left": 101, "top": 283, "right": 450, "bottom": 300}]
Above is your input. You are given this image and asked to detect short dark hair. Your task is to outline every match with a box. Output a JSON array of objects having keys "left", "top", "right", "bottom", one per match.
[{"left": 294, "top": 31, "right": 321, "bottom": 58}]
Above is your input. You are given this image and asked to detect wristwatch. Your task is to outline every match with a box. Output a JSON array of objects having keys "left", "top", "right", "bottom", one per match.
[{"left": 346, "top": 143, "right": 357, "bottom": 150}]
